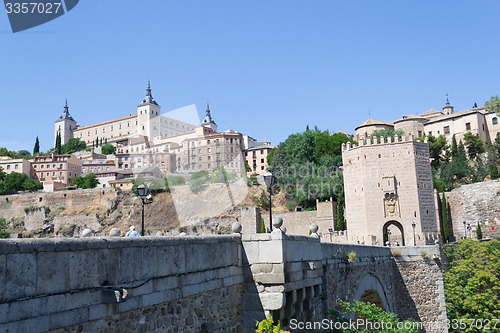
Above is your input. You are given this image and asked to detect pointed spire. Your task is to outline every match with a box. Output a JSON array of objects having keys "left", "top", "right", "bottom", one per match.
[
  {"left": 64, "top": 99, "right": 69, "bottom": 113},
  {"left": 446, "top": 94, "right": 450, "bottom": 106},
  {"left": 201, "top": 102, "right": 216, "bottom": 125},
  {"left": 139, "top": 81, "right": 159, "bottom": 105}
]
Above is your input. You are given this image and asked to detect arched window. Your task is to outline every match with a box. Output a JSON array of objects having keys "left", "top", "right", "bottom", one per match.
[{"left": 493, "top": 117, "right": 498, "bottom": 125}]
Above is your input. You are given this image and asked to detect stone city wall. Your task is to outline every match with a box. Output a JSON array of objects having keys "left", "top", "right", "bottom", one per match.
[
  {"left": 445, "top": 180, "right": 500, "bottom": 240},
  {"left": 0, "top": 232, "right": 448, "bottom": 333},
  {"left": 0, "top": 236, "right": 245, "bottom": 333}
]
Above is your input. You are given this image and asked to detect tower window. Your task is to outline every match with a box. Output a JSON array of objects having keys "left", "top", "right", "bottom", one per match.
[{"left": 493, "top": 117, "right": 498, "bottom": 125}]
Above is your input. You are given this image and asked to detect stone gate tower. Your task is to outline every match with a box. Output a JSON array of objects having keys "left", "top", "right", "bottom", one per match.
[{"left": 341, "top": 135, "right": 440, "bottom": 245}]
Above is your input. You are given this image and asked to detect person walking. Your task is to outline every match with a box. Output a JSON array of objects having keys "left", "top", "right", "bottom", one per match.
[{"left": 125, "top": 226, "right": 139, "bottom": 237}]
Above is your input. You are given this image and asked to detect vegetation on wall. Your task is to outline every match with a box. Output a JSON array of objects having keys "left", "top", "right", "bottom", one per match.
[
  {"left": 268, "top": 127, "right": 353, "bottom": 210},
  {"left": 70, "top": 173, "right": 99, "bottom": 189},
  {"left": 329, "top": 300, "right": 419, "bottom": 333},
  {"left": 418, "top": 131, "right": 500, "bottom": 191},
  {"left": 444, "top": 239, "right": 500, "bottom": 329},
  {"left": 0, "top": 169, "right": 43, "bottom": 195},
  {"left": 0, "top": 217, "right": 9, "bottom": 238}
]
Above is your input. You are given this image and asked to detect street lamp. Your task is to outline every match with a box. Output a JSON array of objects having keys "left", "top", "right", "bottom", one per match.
[
  {"left": 463, "top": 221, "right": 466, "bottom": 239},
  {"left": 263, "top": 172, "right": 276, "bottom": 232},
  {"left": 328, "top": 226, "right": 334, "bottom": 242},
  {"left": 137, "top": 184, "right": 154, "bottom": 236},
  {"left": 412, "top": 222, "right": 416, "bottom": 246}
]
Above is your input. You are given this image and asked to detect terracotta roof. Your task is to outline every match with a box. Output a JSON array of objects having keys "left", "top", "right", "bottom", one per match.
[
  {"left": 355, "top": 118, "right": 394, "bottom": 130},
  {"left": 420, "top": 109, "right": 443, "bottom": 118}
]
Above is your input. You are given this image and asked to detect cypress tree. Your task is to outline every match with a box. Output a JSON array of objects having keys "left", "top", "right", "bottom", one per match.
[
  {"left": 105, "top": 138, "right": 108, "bottom": 144},
  {"left": 336, "top": 196, "right": 345, "bottom": 231},
  {"left": 441, "top": 193, "right": 450, "bottom": 241},
  {"left": 55, "top": 132, "right": 62, "bottom": 155},
  {"left": 33, "top": 136, "right": 40, "bottom": 156},
  {"left": 260, "top": 217, "right": 266, "bottom": 233},
  {"left": 476, "top": 223, "right": 483, "bottom": 240},
  {"left": 99, "top": 138, "right": 103, "bottom": 147},
  {"left": 451, "top": 134, "right": 458, "bottom": 158},
  {"left": 476, "top": 224, "right": 483, "bottom": 240}
]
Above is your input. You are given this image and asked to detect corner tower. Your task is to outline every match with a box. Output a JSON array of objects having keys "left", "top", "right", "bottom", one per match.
[
  {"left": 137, "top": 81, "right": 161, "bottom": 139},
  {"left": 54, "top": 99, "right": 77, "bottom": 145}
]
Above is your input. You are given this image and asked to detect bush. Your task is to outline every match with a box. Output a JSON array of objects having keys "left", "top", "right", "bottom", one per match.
[
  {"left": 444, "top": 239, "right": 500, "bottom": 324},
  {"left": 476, "top": 224, "right": 483, "bottom": 240},
  {"left": 0, "top": 217, "right": 9, "bottom": 238},
  {"left": 255, "top": 314, "right": 288, "bottom": 333},
  {"left": 260, "top": 217, "right": 266, "bottom": 233},
  {"left": 51, "top": 205, "right": 66, "bottom": 217}
]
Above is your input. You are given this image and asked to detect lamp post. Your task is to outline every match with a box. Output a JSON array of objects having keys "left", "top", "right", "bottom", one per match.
[
  {"left": 263, "top": 172, "right": 276, "bottom": 232},
  {"left": 412, "top": 222, "right": 416, "bottom": 246},
  {"left": 328, "top": 226, "right": 334, "bottom": 242},
  {"left": 463, "top": 221, "right": 466, "bottom": 239},
  {"left": 137, "top": 184, "right": 154, "bottom": 236}
]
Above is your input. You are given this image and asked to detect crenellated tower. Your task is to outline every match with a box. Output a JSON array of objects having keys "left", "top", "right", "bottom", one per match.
[{"left": 341, "top": 135, "right": 440, "bottom": 246}]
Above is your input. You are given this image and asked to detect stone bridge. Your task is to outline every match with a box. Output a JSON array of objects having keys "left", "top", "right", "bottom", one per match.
[{"left": 0, "top": 231, "right": 447, "bottom": 332}]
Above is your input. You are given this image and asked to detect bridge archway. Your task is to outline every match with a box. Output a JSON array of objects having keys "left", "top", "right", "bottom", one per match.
[
  {"left": 383, "top": 220, "right": 405, "bottom": 246},
  {"left": 353, "top": 274, "right": 392, "bottom": 312}
]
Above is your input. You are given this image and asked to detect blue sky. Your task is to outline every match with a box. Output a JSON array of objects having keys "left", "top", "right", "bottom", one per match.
[{"left": 1, "top": 0, "right": 499, "bottom": 152}]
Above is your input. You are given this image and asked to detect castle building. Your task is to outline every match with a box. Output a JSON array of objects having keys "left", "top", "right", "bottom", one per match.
[
  {"left": 113, "top": 105, "right": 245, "bottom": 174},
  {"left": 54, "top": 83, "right": 197, "bottom": 146},
  {"left": 341, "top": 136, "right": 440, "bottom": 246},
  {"left": 354, "top": 96, "right": 500, "bottom": 145}
]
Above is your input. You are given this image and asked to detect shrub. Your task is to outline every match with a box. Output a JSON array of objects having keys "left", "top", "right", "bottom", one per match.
[
  {"left": 260, "top": 217, "right": 266, "bottom": 233},
  {"left": 0, "top": 217, "right": 9, "bottom": 238},
  {"left": 476, "top": 224, "right": 483, "bottom": 240},
  {"left": 51, "top": 205, "right": 66, "bottom": 217},
  {"left": 348, "top": 251, "right": 357, "bottom": 263},
  {"left": 255, "top": 314, "right": 289, "bottom": 333}
]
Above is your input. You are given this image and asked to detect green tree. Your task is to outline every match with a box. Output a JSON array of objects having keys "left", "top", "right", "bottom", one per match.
[
  {"left": 166, "top": 175, "right": 185, "bottom": 189},
  {"left": 444, "top": 239, "right": 500, "bottom": 327},
  {"left": 441, "top": 193, "right": 450, "bottom": 242},
  {"left": 257, "top": 189, "right": 269, "bottom": 211},
  {"left": 101, "top": 143, "right": 116, "bottom": 155},
  {"left": 336, "top": 196, "right": 345, "bottom": 231},
  {"left": 476, "top": 224, "right": 483, "bottom": 240},
  {"left": 0, "top": 166, "right": 5, "bottom": 182},
  {"left": 425, "top": 134, "right": 449, "bottom": 170},
  {"left": 485, "top": 95, "right": 500, "bottom": 115},
  {"left": 33, "top": 136, "right": 40, "bottom": 156},
  {"left": 61, "top": 138, "right": 87, "bottom": 154},
  {"left": 1, "top": 172, "right": 42, "bottom": 194},
  {"left": 0, "top": 218, "right": 9, "bottom": 238},
  {"left": 17, "top": 150, "right": 31, "bottom": 159},
  {"left": 71, "top": 173, "right": 99, "bottom": 189},
  {"left": 490, "top": 165, "right": 499, "bottom": 180},
  {"left": 463, "top": 132, "right": 484, "bottom": 159},
  {"left": 55, "top": 132, "right": 62, "bottom": 154},
  {"left": 473, "top": 102, "right": 478, "bottom": 108},
  {"left": 451, "top": 134, "right": 458, "bottom": 158}
]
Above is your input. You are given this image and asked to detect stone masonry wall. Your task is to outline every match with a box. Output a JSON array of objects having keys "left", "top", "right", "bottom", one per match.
[
  {"left": 322, "top": 244, "right": 447, "bottom": 333},
  {"left": 0, "top": 236, "right": 245, "bottom": 333},
  {"left": 445, "top": 180, "right": 500, "bottom": 240}
]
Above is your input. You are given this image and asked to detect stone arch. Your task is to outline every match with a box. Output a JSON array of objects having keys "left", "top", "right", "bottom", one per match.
[
  {"left": 353, "top": 273, "right": 392, "bottom": 312},
  {"left": 383, "top": 220, "right": 405, "bottom": 246}
]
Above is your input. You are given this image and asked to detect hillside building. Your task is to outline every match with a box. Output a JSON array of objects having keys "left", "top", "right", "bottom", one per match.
[
  {"left": 354, "top": 96, "right": 500, "bottom": 145},
  {"left": 54, "top": 83, "right": 196, "bottom": 146}
]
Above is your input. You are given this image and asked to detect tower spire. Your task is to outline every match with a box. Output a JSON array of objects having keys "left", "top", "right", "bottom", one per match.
[
  {"left": 446, "top": 94, "right": 450, "bottom": 106},
  {"left": 64, "top": 99, "right": 69, "bottom": 113}
]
